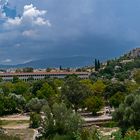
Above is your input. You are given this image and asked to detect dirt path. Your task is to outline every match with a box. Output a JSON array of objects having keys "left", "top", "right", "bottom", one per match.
[
  {"left": 2, "top": 123, "right": 29, "bottom": 129},
  {"left": 6, "top": 129, "right": 35, "bottom": 140},
  {"left": 0, "top": 114, "right": 35, "bottom": 140},
  {"left": 0, "top": 114, "right": 30, "bottom": 121},
  {"left": 33, "top": 129, "right": 38, "bottom": 140}
]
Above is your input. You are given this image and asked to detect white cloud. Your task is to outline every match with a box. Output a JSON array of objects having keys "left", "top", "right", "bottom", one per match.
[
  {"left": 23, "top": 59, "right": 32, "bottom": 64},
  {"left": 34, "top": 17, "right": 47, "bottom": 25},
  {"left": 2, "top": 59, "right": 12, "bottom": 63},
  {"left": 5, "top": 17, "right": 21, "bottom": 26},
  {"left": 22, "top": 29, "right": 36, "bottom": 37},
  {"left": 4, "top": 4, "right": 51, "bottom": 29},
  {"left": 23, "top": 4, "right": 46, "bottom": 18}
]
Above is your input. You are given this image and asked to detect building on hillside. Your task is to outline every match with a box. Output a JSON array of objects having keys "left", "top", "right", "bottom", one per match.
[
  {"left": 0, "top": 72, "right": 90, "bottom": 81},
  {"left": 129, "top": 48, "right": 140, "bottom": 58},
  {"left": 120, "top": 59, "right": 134, "bottom": 64}
]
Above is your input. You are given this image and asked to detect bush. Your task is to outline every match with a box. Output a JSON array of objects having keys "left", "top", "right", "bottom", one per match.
[
  {"left": 102, "top": 121, "right": 117, "bottom": 128},
  {"left": 52, "top": 134, "right": 71, "bottom": 140},
  {"left": 81, "top": 127, "right": 101, "bottom": 140},
  {"left": 124, "top": 129, "right": 140, "bottom": 140},
  {"left": 112, "top": 129, "right": 140, "bottom": 140},
  {"left": 30, "top": 112, "right": 42, "bottom": 128}
]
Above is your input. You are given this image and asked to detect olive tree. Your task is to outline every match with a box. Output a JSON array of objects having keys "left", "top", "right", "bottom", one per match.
[
  {"left": 41, "top": 103, "right": 83, "bottom": 140},
  {"left": 113, "top": 94, "right": 140, "bottom": 133}
]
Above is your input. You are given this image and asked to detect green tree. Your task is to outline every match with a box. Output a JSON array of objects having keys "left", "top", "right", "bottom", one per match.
[
  {"left": 9, "top": 93, "right": 26, "bottom": 111},
  {"left": 80, "top": 79, "right": 93, "bottom": 91},
  {"left": 26, "top": 98, "right": 47, "bottom": 113},
  {"left": 59, "top": 65, "right": 62, "bottom": 70},
  {"left": 85, "top": 96, "right": 104, "bottom": 115},
  {"left": 30, "top": 112, "right": 42, "bottom": 128},
  {"left": 125, "top": 81, "right": 139, "bottom": 93},
  {"left": 113, "top": 94, "right": 140, "bottom": 133},
  {"left": 0, "top": 77, "right": 3, "bottom": 82},
  {"left": 94, "top": 59, "right": 100, "bottom": 71},
  {"left": 37, "top": 83, "right": 56, "bottom": 105},
  {"left": 41, "top": 103, "right": 83, "bottom": 140},
  {"left": 53, "top": 79, "right": 64, "bottom": 88},
  {"left": 13, "top": 81, "right": 29, "bottom": 95},
  {"left": 97, "top": 60, "right": 100, "bottom": 69},
  {"left": 134, "top": 70, "right": 140, "bottom": 84},
  {"left": 104, "top": 82, "right": 127, "bottom": 99},
  {"left": 3, "top": 96, "right": 17, "bottom": 114},
  {"left": 61, "top": 76, "right": 89, "bottom": 111},
  {"left": 1, "top": 82, "right": 14, "bottom": 95},
  {"left": 32, "top": 80, "right": 45, "bottom": 95},
  {"left": 95, "top": 59, "right": 98, "bottom": 71},
  {"left": 109, "top": 92, "right": 125, "bottom": 108},
  {"left": 0, "top": 95, "right": 5, "bottom": 115},
  {"left": 12, "top": 75, "right": 20, "bottom": 83},
  {"left": 92, "top": 80, "right": 106, "bottom": 96}
]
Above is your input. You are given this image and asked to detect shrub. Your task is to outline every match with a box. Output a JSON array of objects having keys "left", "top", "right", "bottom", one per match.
[{"left": 30, "top": 112, "right": 42, "bottom": 128}]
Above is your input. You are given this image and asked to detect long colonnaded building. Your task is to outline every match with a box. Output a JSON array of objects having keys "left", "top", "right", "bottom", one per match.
[{"left": 0, "top": 72, "right": 90, "bottom": 81}]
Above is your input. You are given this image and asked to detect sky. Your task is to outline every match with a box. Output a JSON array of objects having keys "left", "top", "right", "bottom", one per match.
[{"left": 0, "top": 0, "right": 140, "bottom": 64}]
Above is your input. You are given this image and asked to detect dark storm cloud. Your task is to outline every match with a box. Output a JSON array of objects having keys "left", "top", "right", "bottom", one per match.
[{"left": 0, "top": 0, "right": 140, "bottom": 64}]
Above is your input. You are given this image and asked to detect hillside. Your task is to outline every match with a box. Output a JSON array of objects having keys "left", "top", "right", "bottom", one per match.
[
  {"left": 94, "top": 48, "right": 140, "bottom": 81},
  {"left": 0, "top": 56, "right": 93, "bottom": 69}
]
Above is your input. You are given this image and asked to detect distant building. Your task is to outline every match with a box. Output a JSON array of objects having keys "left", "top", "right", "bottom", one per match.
[
  {"left": 0, "top": 72, "right": 90, "bottom": 81},
  {"left": 120, "top": 59, "right": 134, "bottom": 64},
  {"left": 129, "top": 48, "right": 140, "bottom": 58}
]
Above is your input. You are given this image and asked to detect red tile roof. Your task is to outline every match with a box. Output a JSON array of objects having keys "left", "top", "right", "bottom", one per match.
[{"left": 0, "top": 71, "right": 90, "bottom": 76}]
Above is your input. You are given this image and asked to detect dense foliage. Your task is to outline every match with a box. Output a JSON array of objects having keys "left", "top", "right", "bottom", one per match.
[
  {"left": 39, "top": 103, "right": 83, "bottom": 140},
  {"left": 113, "top": 93, "right": 140, "bottom": 134}
]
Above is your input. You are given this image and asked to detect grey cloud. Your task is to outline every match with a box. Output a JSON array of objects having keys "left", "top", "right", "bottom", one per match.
[{"left": 0, "top": 0, "right": 140, "bottom": 64}]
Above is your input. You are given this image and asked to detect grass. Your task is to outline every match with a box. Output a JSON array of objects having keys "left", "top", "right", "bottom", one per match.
[
  {"left": 0, "top": 119, "right": 34, "bottom": 140},
  {"left": 6, "top": 129, "right": 34, "bottom": 140},
  {"left": 101, "top": 121, "right": 118, "bottom": 128},
  {"left": 1, "top": 120, "right": 29, "bottom": 126},
  {"left": 0, "top": 134, "right": 20, "bottom": 140}
]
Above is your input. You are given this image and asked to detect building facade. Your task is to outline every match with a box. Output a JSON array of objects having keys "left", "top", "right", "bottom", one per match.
[{"left": 0, "top": 72, "right": 90, "bottom": 81}]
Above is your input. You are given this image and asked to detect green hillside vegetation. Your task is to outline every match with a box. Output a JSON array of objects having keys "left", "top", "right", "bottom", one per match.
[{"left": 96, "top": 56, "right": 140, "bottom": 81}]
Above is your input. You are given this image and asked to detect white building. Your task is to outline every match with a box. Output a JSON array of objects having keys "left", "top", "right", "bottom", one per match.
[{"left": 0, "top": 72, "right": 90, "bottom": 81}]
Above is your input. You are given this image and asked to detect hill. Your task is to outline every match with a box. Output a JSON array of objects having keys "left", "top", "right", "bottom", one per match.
[
  {"left": 0, "top": 56, "right": 93, "bottom": 69},
  {"left": 95, "top": 48, "right": 140, "bottom": 81}
]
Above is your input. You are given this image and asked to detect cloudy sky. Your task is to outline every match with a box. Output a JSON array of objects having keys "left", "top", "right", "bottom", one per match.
[{"left": 0, "top": 0, "right": 140, "bottom": 64}]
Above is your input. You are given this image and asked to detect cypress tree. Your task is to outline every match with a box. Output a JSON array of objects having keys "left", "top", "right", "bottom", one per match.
[
  {"left": 95, "top": 59, "right": 98, "bottom": 71},
  {"left": 60, "top": 65, "right": 62, "bottom": 70},
  {"left": 97, "top": 60, "right": 100, "bottom": 69}
]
